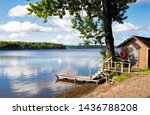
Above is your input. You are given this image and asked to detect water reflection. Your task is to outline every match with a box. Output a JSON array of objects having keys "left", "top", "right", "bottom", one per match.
[
  {"left": 0, "top": 65, "right": 52, "bottom": 78},
  {"left": 10, "top": 80, "right": 74, "bottom": 98},
  {"left": 0, "top": 49, "right": 100, "bottom": 97}
]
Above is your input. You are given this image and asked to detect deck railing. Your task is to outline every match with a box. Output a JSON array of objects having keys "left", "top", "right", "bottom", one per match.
[
  {"left": 89, "top": 58, "right": 103, "bottom": 78},
  {"left": 89, "top": 57, "right": 131, "bottom": 78},
  {"left": 89, "top": 57, "right": 112, "bottom": 78}
]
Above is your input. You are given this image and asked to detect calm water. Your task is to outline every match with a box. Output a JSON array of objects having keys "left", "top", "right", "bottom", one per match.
[{"left": 0, "top": 49, "right": 100, "bottom": 98}]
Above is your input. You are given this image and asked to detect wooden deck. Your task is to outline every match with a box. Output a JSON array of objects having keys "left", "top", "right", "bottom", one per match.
[{"left": 55, "top": 74, "right": 106, "bottom": 84}]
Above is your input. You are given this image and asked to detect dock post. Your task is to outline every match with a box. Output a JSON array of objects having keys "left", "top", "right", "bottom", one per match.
[
  {"left": 115, "top": 62, "right": 117, "bottom": 72},
  {"left": 55, "top": 74, "right": 59, "bottom": 83},
  {"left": 89, "top": 67, "right": 92, "bottom": 80},
  {"left": 74, "top": 78, "right": 77, "bottom": 84},
  {"left": 121, "top": 62, "right": 124, "bottom": 73},
  {"left": 106, "top": 76, "right": 108, "bottom": 83},
  {"left": 128, "top": 63, "right": 131, "bottom": 73},
  {"left": 111, "top": 58, "right": 113, "bottom": 67},
  {"left": 55, "top": 74, "right": 59, "bottom": 80},
  {"left": 108, "top": 62, "right": 110, "bottom": 71}
]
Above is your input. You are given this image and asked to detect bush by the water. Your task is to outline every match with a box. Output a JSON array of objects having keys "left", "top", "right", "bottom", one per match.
[
  {"left": 112, "top": 73, "right": 131, "bottom": 84},
  {"left": 138, "top": 68, "right": 150, "bottom": 73},
  {"left": 0, "top": 41, "right": 66, "bottom": 50}
]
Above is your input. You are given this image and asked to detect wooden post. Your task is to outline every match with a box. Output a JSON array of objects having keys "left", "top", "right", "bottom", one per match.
[
  {"left": 106, "top": 76, "right": 108, "bottom": 83},
  {"left": 115, "top": 62, "right": 117, "bottom": 72},
  {"left": 96, "top": 81, "right": 99, "bottom": 85},
  {"left": 89, "top": 67, "right": 92, "bottom": 79},
  {"left": 111, "top": 58, "right": 113, "bottom": 67},
  {"left": 121, "top": 62, "right": 124, "bottom": 73},
  {"left": 108, "top": 62, "right": 110, "bottom": 71},
  {"left": 128, "top": 63, "right": 131, "bottom": 73},
  {"left": 55, "top": 74, "right": 59, "bottom": 80},
  {"left": 74, "top": 78, "right": 76, "bottom": 84},
  {"left": 55, "top": 74, "right": 59, "bottom": 83}
]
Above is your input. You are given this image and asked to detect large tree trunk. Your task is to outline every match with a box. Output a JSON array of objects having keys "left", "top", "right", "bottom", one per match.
[
  {"left": 102, "top": 0, "right": 115, "bottom": 57},
  {"left": 104, "top": 18, "right": 115, "bottom": 57}
]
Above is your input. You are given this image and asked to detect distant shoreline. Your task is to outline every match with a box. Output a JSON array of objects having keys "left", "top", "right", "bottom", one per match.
[
  {"left": 0, "top": 41, "right": 66, "bottom": 50},
  {"left": 0, "top": 41, "right": 118, "bottom": 50},
  {"left": 67, "top": 45, "right": 118, "bottom": 49},
  {"left": 67, "top": 45, "right": 101, "bottom": 49}
]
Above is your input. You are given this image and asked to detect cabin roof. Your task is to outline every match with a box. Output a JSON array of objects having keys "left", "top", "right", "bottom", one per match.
[{"left": 118, "top": 35, "right": 150, "bottom": 48}]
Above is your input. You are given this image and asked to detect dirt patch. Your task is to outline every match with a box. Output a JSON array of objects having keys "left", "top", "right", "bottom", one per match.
[
  {"left": 81, "top": 76, "right": 150, "bottom": 98},
  {"left": 55, "top": 83, "right": 98, "bottom": 98}
]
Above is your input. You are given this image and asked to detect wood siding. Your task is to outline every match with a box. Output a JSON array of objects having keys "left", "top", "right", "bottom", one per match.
[
  {"left": 148, "top": 49, "right": 150, "bottom": 68},
  {"left": 120, "top": 37, "right": 149, "bottom": 69},
  {"left": 135, "top": 37, "right": 148, "bottom": 68}
]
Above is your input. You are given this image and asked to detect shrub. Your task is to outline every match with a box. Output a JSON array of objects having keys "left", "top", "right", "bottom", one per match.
[
  {"left": 138, "top": 68, "right": 150, "bottom": 73},
  {"left": 112, "top": 73, "right": 131, "bottom": 84}
]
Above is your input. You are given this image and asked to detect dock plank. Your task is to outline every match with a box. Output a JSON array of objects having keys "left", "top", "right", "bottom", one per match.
[{"left": 55, "top": 74, "right": 106, "bottom": 84}]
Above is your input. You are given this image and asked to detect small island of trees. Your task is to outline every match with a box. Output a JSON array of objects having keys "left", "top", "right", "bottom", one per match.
[{"left": 0, "top": 41, "right": 66, "bottom": 50}]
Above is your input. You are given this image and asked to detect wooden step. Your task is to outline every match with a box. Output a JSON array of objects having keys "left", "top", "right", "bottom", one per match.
[{"left": 92, "top": 70, "right": 112, "bottom": 80}]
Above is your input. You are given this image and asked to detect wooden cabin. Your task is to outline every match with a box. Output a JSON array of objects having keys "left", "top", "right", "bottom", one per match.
[{"left": 118, "top": 36, "right": 150, "bottom": 69}]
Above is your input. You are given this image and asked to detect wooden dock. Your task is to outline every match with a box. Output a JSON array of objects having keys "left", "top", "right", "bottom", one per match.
[{"left": 55, "top": 74, "right": 106, "bottom": 84}]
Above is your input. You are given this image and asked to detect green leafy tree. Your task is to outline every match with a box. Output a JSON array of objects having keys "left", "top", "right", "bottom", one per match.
[
  {"left": 27, "top": 0, "right": 136, "bottom": 57},
  {"left": 0, "top": 41, "right": 66, "bottom": 50},
  {"left": 78, "top": 42, "right": 82, "bottom": 46},
  {"left": 83, "top": 39, "right": 93, "bottom": 45}
]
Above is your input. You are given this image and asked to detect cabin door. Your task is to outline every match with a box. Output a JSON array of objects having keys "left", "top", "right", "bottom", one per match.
[{"left": 148, "top": 49, "right": 150, "bottom": 68}]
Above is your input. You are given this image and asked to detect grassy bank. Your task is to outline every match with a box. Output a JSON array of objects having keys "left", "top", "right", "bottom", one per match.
[
  {"left": 112, "top": 73, "right": 131, "bottom": 84},
  {"left": 138, "top": 68, "right": 150, "bottom": 73}
]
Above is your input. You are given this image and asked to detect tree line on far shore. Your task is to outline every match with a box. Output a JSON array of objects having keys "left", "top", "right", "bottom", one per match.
[{"left": 0, "top": 41, "right": 66, "bottom": 50}]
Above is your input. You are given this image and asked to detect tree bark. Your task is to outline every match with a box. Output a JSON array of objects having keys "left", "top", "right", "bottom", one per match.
[{"left": 102, "top": 0, "right": 115, "bottom": 57}]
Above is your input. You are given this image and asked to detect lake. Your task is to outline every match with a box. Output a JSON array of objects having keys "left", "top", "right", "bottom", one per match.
[{"left": 0, "top": 49, "right": 100, "bottom": 98}]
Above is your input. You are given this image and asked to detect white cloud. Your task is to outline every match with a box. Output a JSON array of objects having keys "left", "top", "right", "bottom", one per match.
[
  {"left": 48, "top": 10, "right": 87, "bottom": 32},
  {"left": 0, "top": 21, "right": 56, "bottom": 42},
  {"left": 8, "top": 5, "right": 30, "bottom": 17},
  {"left": 47, "top": 10, "right": 78, "bottom": 32},
  {"left": 113, "top": 22, "right": 139, "bottom": 32},
  {"left": 0, "top": 34, "right": 25, "bottom": 41},
  {"left": 50, "top": 18, "right": 73, "bottom": 31},
  {"left": 0, "top": 35, "right": 6, "bottom": 39},
  {"left": 8, "top": 33, "right": 27, "bottom": 39},
  {"left": 50, "top": 31, "right": 82, "bottom": 45},
  {"left": 147, "top": 26, "right": 150, "bottom": 30},
  {"left": 0, "top": 21, "right": 53, "bottom": 33}
]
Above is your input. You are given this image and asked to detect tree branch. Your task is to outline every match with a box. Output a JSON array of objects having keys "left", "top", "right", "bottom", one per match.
[{"left": 89, "top": 0, "right": 103, "bottom": 16}]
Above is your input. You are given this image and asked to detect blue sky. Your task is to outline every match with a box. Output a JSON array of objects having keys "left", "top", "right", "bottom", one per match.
[{"left": 0, "top": 0, "right": 150, "bottom": 45}]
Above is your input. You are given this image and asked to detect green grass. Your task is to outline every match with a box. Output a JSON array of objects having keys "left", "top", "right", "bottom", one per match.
[
  {"left": 112, "top": 73, "right": 131, "bottom": 84},
  {"left": 138, "top": 68, "right": 150, "bottom": 73}
]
